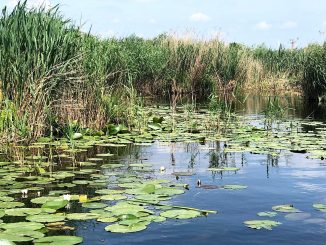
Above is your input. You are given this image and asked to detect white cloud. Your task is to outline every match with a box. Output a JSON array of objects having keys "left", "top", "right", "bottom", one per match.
[
  {"left": 190, "top": 12, "right": 210, "bottom": 22},
  {"left": 281, "top": 21, "right": 297, "bottom": 29},
  {"left": 255, "top": 21, "right": 272, "bottom": 30}
]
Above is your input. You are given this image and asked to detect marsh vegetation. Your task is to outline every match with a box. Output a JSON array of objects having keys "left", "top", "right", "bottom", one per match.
[{"left": 0, "top": 2, "right": 326, "bottom": 245}]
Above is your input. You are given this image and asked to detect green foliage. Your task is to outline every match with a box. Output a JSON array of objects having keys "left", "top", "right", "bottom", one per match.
[
  {"left": 302, "top": 44, "right": 326, "bottom": 99},
  {"left": 0, "top": 1, "right": 326, "bottom": 143}
]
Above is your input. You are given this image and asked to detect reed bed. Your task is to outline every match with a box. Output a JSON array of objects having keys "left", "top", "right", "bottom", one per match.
[{"left": 0, "top": 1, "right": 324, "bottom": 142}]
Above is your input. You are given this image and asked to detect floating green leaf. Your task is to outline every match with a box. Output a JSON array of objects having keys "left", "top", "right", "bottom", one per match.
[
  {"left": 244, "top": 220, "right": 281, "bottom": 230},
  {"left": 26, "top": 214, "right": 66, "bottom": 223},
  {"left": 313, "top": 203, "right": 326, "bottom": 212},
  {"left": 100, "top": 195, "right": 126, "bottom": 201},
  {"left": 82, "top": 202, "right": 108, "bottom": 209},
  {"left": 0, "top": 222, "right": 45, "bottom": 231},
  {"left": 0, "top": 202, "right": 24, "bottom": 209},
  {"left": 222, "top": 185, "right": 247, "bottom": 190},
  {"left": 97, "top": 217, "right": 118, "bottom": 223},
  {"left": 257, "top": 211, "right": 277, "bottom": 217},
  {"left": 5, "top": 208, "right": 56, "bottom": 217},
  {"left": 142, "top": 184, "right": 156, "bottom": 194},
  {"left": 105, "top": 202, "right": 153, "bottom": 216},
  {"left": 0, "top": 239, "right": 15, "bottom": 245},
  {"left": 272, "top": 205, "right": 300, "bottom": 213},
  {"left": 160, "top": 209, "right": 201, "bottom": 219},
  {"left": 31, "top": 197, "right": 62, "bottom": 204},
  {"left": 0, "top": 233, "right": 32, "bottom": 242},
  {"left": 34, "top": 236, "right": 83, "bottom": 245},
  {"left": 105, "top": 223, "right": 147, "bottom": 233},
  {"left": 42, "top": 200, "right": 69, "bottom": 210}
]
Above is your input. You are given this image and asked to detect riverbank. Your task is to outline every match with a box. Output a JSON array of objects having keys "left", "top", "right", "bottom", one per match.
[{"left": 0, "top": 2, "right": 323, "bottom": 143}]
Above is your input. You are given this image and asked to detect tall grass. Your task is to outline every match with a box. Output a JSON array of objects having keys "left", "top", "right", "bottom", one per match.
[
  {"left": 0, "top": 1, "right": 325, "bottom": 142},
  {"left": 301, "top": 44, "right": 326, "bottom": 100}
]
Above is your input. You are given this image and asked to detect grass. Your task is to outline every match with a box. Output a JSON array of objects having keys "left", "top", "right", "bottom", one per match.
[{"left": 0, "top": 1, "right": 325, "bottom": 143}]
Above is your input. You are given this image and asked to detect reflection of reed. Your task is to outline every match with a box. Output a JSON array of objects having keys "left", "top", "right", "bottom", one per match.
[
  {"left": 188, "top": 151, "right": 199, "bottom": 169},
  {"left": 236, "top": 95, "right": 301, "bottom": 118},
  {"left": 266, "top": 154, "right": 279, "bottom": 179},
  {"left": 302, "top": 99, "right": 326, "bottom": 121},
  {"left": 208, "top": 141, "right": 227, "bottom": 169},
  {"left": 170, "top": 143, "right": 176, "bottom": 166}
]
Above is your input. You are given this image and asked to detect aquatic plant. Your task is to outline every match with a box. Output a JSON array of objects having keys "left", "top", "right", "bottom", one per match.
[{"left": 0, "top": 1, "right": 323, "bottom": 143}]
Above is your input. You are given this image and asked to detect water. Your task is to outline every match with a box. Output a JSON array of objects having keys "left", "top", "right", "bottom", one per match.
[
  {"left": 74, "top": 96, "right": 326, "bottom": 245},
  {"left": 75, "top": 144, "right": 325, "bottom": 245},
  {"left": 2, "top": 95, "right": 326, "bottom": 244}
]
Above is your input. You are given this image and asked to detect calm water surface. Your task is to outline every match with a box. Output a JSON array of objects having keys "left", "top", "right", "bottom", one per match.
[{"left": 72, "top": 96, "right": 326, "bottom": 245}]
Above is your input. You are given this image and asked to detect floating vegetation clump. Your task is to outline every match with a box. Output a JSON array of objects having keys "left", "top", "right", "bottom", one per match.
[
  {"left": 272, "top": 205, "right": 301, "bottom": 213},
  {"left": 257, "top": 211, "right": 278, "bottom": 218},
  {"left": 244, "top": 220, "right": 282, "bottom": 230},
  {"left": 313, "top": 204, "right": 326, "bottom": 212},
  {"left": 0, "top": 101, "right": 325, "bottom": 242}
]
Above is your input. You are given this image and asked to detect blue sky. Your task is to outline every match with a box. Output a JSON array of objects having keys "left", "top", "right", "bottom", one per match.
[{"left": 2, "top": 0, "right": 326, "bottom": 48}]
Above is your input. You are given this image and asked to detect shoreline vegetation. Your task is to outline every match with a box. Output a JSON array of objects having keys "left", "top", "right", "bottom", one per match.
[
  {"left": 0, "top": 2, "right": 326, "bottom": 243},
  {"left": 0, "top": 1, "right": 325, "bottom": 143}
]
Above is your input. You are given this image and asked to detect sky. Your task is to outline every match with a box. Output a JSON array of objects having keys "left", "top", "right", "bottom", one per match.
[{"left": 1, "top": 0, "right": 326, "bottom": 48}]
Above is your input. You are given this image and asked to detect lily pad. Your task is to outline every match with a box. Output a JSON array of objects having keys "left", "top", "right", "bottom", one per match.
[
  {"left": 104, "top": 202, "right": 153, "bottom": 216},
  {"left": 155, "top": 187, "right": 184, "bottom": 196},
  {"left": 0, "top": 210, "right": 5, "bottom": 218},
  {"left": 0, "top": 233, "right": 32, "bottom": 242},
  {"left": 3, "top": 229, "right": 44, "bottom": 239},
  {"left": 105, "top": 223, "right": 147, "bottom": 233},
  {"left": 26, "top": 214, "right": 66, "bottom": 223},
  {"left": 5, "top": 208, "right": 56, "bottom": 217},
  {"left": 0, "top": 202, "right": 24, "bottom": 209},
  {"left": 82, "top": 202, "right": 108, "bottom": 209},
  {"left": 42, "top": 200, "right": 69, "bottom": 210},
  {"left": 313, "top": 203, "right": 326, "bottom": 212},
  {"left": 31, "top": 197, "right": 62, "bottom": 204},
  {"left": 257, "top": 211, "right": 277, "bottom": 217},
  {"left": 34, "top": 235, "right": 83, "bottom": 244},
  {"left": 97, "top": 217, "right": 118, "bottom": 223},
  {"left": 0, "top": 222, "right": 45, "bottom": 231},
  {"left": 160, "top": 209, "right": 202, "bottom": 219},
  {"left": 272, "top": 205, "right": 300, "bottom": 213},
  {"left": 244, "top": 220, "right": 282, "bottom": 230},
  {"left": 100, "top": 195, "right": 127, "bottom": 201},
  {"left": 142, "top": 184, "right": 156, "bottom": 194},
  {"left": 0, "top": 239, "right": 15, "bottom": 244},
  {"left": 95, "top": 189, "right": 125, "bottom": 195},
  {"left": 222, "top": 185, "right": 247, "bottom": 190}
]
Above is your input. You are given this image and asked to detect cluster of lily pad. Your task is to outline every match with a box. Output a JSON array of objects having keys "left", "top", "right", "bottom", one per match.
[
  {"left": 0, "top": 105, "right": 325, "bottom": 243},
  {"left": 245, "top": 203, "right": 326, "bottom": 231},
  {"left": 244, "top": 204, "right": 299, "bottom": 230},
  {"left": 0, "top": 112, "right": 224, "bottom": 243}
]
